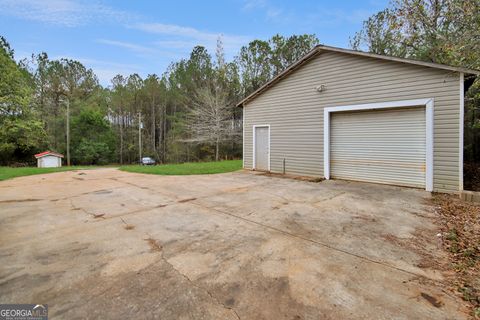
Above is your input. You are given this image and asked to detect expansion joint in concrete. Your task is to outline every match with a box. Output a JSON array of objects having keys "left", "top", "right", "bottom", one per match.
[{"left": 149, "top": 235, "right": 241, "bottom": 320}]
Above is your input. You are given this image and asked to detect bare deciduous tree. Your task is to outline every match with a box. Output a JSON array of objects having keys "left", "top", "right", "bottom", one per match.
[{"left": 187, "top": 78, "right": 239, "bottom": 161}]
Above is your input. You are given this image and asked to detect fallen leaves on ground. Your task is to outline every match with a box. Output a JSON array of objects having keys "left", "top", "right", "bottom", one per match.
[{"left": 433, "top": 194, "right": 480, "bottom": 318}]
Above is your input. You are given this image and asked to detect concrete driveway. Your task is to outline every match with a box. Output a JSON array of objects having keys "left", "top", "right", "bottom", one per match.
[{"left": 0, "top": 168, "right": 469, "bottom": 319}]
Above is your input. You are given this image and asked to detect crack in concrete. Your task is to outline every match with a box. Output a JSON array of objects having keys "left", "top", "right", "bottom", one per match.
[
  {"left": 188, "top": 200, "right": 442, "bottom": 283},
  {"left": 69, "top": 258, "right": 165, "bottom": 313},
  {"left": 109, "top": 176, "right": 276, "bottom": 206},
  {"left": 95, "top": 204, "right": 170, "bottom": 221},
  {"left": 50, "top": 186, "right": 126, "bottom": 202},
  {"left": 69, "top": 199, "right": 105, "bottom": 219},
  {"left": 109, "top": 178, "right": 164, "bottom": 195},
  {"left": 106, "top": 174, "right": 439, "bottom": 282},
  {"left": 316, "top": 191, "right": 347, "bottom": 203},
  {"left": 71, "top": 172, "right": 440, "bottom": 285},
  {"left": 0, "top": 198, "right": 42, "bottom": 204},
  {"left": 145, "top": 234, "right": 241, "bottom": 320}
]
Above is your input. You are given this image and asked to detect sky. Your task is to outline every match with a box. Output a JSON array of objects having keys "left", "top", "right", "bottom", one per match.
[{"left": 0, "top": 0, "right": 389, "bottom": 86}]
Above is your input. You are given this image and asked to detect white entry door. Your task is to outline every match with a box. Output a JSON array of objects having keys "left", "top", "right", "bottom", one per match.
[{"left": 254, "top": 126, "right": 270, "bottom": 171}]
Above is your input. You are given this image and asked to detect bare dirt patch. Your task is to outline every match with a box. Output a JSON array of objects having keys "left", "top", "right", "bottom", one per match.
[
  {"left": 120, "top": 218, "right": 135, "bottom": 230},
  {"left": 145, "top": 238, "right": 163, "bottom": 252},
  {"left": 381, "top": 229, "right": 445, "bottom": 271},
  {"left": 421, "top": 292, "right": 444, "bottom": 308}
]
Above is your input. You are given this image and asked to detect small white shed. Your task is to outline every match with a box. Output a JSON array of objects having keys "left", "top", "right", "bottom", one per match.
[{"left": 34, "top": 151, "right": 64, "bottom": 168}]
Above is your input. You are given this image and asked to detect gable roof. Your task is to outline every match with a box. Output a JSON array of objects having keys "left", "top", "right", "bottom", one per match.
[
  {"left": 237, "top": 45, "right": 480, "bottom": 107},
  {"left": 34, "top": 151, "right": 64, "bottom": 159}
]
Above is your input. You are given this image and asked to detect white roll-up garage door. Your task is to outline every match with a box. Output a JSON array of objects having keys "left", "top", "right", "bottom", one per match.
[{"left": 330, "top": 107, "right": 426, "bottom": 188}]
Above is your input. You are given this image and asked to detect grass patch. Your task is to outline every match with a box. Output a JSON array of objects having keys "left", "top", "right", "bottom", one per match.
[
  {"left": 0, "top": 166, "right": 96, "bottom": 181},
  {"left": 120, "top": 160, "right": 242, "bottom": 176}
]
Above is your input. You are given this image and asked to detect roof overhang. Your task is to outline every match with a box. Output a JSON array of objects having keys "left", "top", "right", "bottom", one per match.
[
  {"left": 236, "top": 45, "right": 480, "bottom": 107},
  {"left": 34, "top": 151, "right": 64, "bottom": 159}
]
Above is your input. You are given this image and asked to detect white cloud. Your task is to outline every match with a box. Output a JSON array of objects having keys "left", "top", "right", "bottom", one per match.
[
  {"left": 96, "top": 39, "right": 156, "bottom": 55},
  {"left": 1, "top": 0, "right": 252, "bottom": 78},
  {"left": 52, "top": 56, "right": 143, "bottom": 70},
  {"left": 133, "top": 22, "right": 250, "bottom": 45},
  {"left": 306, "top": 8, "right": 373, "bottom": 25},
  {"left": 0, "top": 0, "right": 251, "bottom": 52},
  {"left": 46, "top": 55, "right": 147, "bottom": 85},
  {"left": 242, "top": 0, "right": 268, "bottom": 11},
  {"left": 241, "top": 0, "right": 374, "bottom": 27},
  {"left": 241, "top": 0, "right": 289, "bottom": 23},
  {"left": 95, "top": 38, "right": 192, "bottom": 63},
  {"left": 94, "top": 68, "right": 131, "bottom": 86},
  {"left": 132, "top": 22, "right": 251, "bottom": 58},
  {"left": 153, "top": 40, "right": 197, "bottom": 50},
  {"left": 135, "top": 23, "right": 208, "bottom": 40},
  {"left": 0, "top": 0, "right": 136, "bottom": 27},
  {"left": 1, "top": 0, "right": 251, "bottom": 58}
]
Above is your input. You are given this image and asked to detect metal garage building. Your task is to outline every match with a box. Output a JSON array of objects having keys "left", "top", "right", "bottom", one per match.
[{"left": 237, "top": 45, "right": 479, "bottom": 193}]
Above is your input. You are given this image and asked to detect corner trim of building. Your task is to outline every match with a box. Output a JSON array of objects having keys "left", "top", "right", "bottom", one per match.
[
  {"left": 459, "top": 72, "right": 464, "bottom": 191},
  {"left": 323, "top": 98, "right": 435, "bottom": 192},
  {"left": 242, "top": 107, "right": 245, "bottom": 169}
]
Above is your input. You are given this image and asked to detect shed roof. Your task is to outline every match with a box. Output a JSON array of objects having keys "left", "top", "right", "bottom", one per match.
[
  {"left": 237, "top": 45, "right": 480, "bottom": 107},
  {"left": 34, "top": 151, "right": 64, "bottom": 159}
]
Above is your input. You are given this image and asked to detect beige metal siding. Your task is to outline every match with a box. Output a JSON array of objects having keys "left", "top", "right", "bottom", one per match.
[
  {"left": 243, "top": 51, "right": 461, "bottom": 192},
  {"left": 330, "top": 107, "right": 426, "bottom": 188}
]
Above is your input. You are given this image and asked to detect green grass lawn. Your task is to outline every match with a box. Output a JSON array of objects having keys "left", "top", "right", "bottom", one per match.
[
  {"left": 0, "top": 160, "right": 242, "bottom": 181},
  {"left": 120, "top": 160, "right": 242, "bottom": 176},
  {"left": 0, "top": 166, "right": 95, "bottom": 181}
]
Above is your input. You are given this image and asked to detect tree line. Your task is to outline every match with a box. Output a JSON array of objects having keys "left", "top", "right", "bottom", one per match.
[
  {"left": 0, "top": 34, "right": 318, "bottom": 165},
  {"left": 1, "top": 0, "right": 479, "bottom": 173},
  {"left": 351, "top": 0, "right": 480, "bottom": 189}
]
